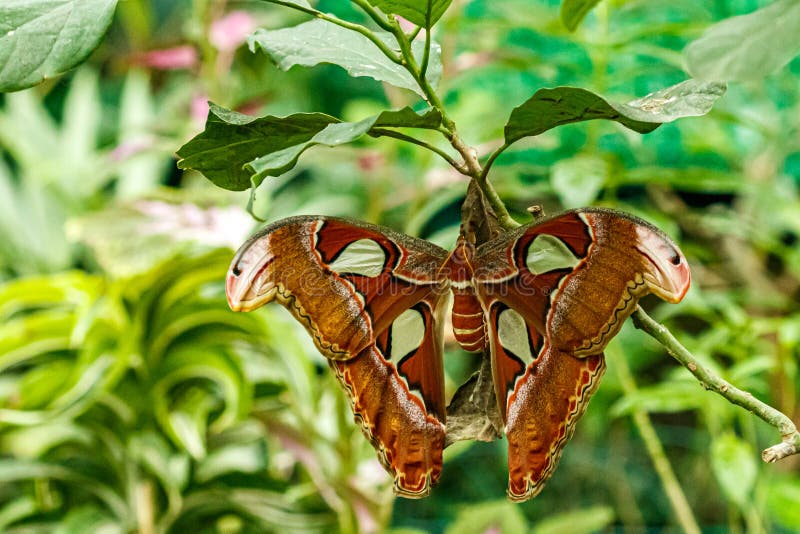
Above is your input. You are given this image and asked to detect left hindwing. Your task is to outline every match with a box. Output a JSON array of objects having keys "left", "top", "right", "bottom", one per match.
[
  {"left": 331, "top": 287, "right": 450, "bottom": 498},
  {"left": 474, "top": 208, "right": 691, "bottom": 501}
]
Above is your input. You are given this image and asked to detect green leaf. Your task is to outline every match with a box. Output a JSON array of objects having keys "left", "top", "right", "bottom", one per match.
[
  {"left": 130, "top": 432, "right": 191, "bottom": 496},
  {"left": 17, "top": 359, "right": 74, "bottom": 409},
  {"left": 195, "top": 441, "right": 266, "bottom": 483},
  {"left": 167, "top": 386, "right": 218, "bottom": 459},
  {"left": 0, "top": 422, "right": 92, "bottom": 458},
  {"left": 153, "top": 348, "right": 249, "bottom": 450},
  {"left": 246, "top": 106, "right": 442, "bottom": 183},
  {"left": 711, "top": 433, "right": 757, "bottom": 507},
  {"left": 0, "top": 0, "right": 118, "bottom": 92},
  {"left": 0, "top": 311, "right": 74, "bottom": 375},
  {"left": 247, "top": 19, "right": 442, "bottom": 96},
  {"left": 684, "top": 0, "right": 800, "bottom": 82},
  {"left": 0, "top": 496, "right": 38, "bottom": 530},
  {"left": 179, "top": 104, "right": 441, "bottom": 189},
  {"left": 0, "top": 459, "right": 129, "bottom": 521},
  {"left": 177, "top": 103, "right": 339, "bottom": 191},
  {"left": 531, "top": 506, "right": 615, "bottom": 534},
  {"left": 178, "top": 488, "right": 336, "bottom": 531},
  {"left": 0, "top": 271, "right": 99, "bottom": 320},
  {"left": 61, "top": 506, "right": 123, "bottom": 534},
  {"left": 367, "top": 0, "right": 453, "bottom": 28},
  {"left": 504, "top": 80, "right": 726, "bottom": 145},
  {"left": 560, "top": 0, "right": 602, "bottom": 32}
]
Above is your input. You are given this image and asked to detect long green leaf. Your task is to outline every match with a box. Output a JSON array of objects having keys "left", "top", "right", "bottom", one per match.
[
  {"left": 0, "top": 272, "right": 100, "bottom": 319},
  {"left": 0, "top": 0, "right": 118, "bottom": 92},
  {"left": 246, "top": 106, "right": 442, "bottom": 183},
  {"left": 560, "top": 0, "right": 602, "bottom": 32},
  {"left": 504, "top": 80, "right": 726, "bottom": 145},
  {"left": 176, "top": 488, "right": 335, "bottom": 532},
  {"left": 247, "top": 19, "right": 441, "bottom": 96},
  {"left": 179, "top": 104, "right": 441, "bottom": 189},
  {"left": 0, "top": 459, "right": 130, "bottom": 522}
]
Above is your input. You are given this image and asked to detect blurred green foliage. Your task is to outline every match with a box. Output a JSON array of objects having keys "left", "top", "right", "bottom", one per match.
[{"left": 1, "top": 0, "right": 799, "bottom": 533}]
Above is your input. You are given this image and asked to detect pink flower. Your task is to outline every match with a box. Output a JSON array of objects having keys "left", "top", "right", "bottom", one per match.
[
  {"left": 135, "top": 45, "right": 198, "bottom": 70},
  {"left": 210, "top": 11, "right": 257, "bottom": 52}
]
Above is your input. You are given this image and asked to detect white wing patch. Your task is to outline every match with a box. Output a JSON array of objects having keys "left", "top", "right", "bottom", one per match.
[
  {"left": 497, "top": 308, "right": 533, "bottom": 365},
  {"left": 525, "top": 234, "right": 580, "bottom": 274},
  {"left": 390, "top": 308, "right": 426, "bottom": 359},
  {"left": 329, "top": 239, "right": 387, "bottom": 277}
]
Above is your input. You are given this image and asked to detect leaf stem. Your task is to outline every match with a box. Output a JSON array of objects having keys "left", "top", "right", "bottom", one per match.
[
  {"left": 631, "top": 306, "right": 800, "bottom": 463},
  {"left": 613, "top": 352, "right": 702, "bottom": 534},
  {"left": 370, "top": 128, "right": 464, "bottom": 170},
  {"left": 350, "top": 0, "right": 395, "bottom": 31},
  {"left": 387, "top": 16, "right": 454, "bottom": 131},
  {"left": 479, "top": 141, "right": 511, "bottom": 182},
  {"left": 420, "top": 28, "right": 431, "bottom": 79}
]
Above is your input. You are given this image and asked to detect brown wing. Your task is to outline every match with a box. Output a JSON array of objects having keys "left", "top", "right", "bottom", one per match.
[
  {"left": 475, "top": 208, "right": 690, "bottom": 501},
  {"left": 227, "top": 216, "right": 450, "bottom": 497},
  {"left": 331, "top": 290, "right": 449, "bottom": 497}
]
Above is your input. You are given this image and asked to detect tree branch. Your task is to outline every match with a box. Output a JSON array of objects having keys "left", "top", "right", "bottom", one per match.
[{"left": 631, "top": 306, "right": 800, "bottom": 463}]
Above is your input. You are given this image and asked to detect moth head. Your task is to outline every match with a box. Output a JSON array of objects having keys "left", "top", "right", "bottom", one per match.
[
  {"left": 226, "top": 234, "right": 275, "bottom": 312},
  {"left": 635, "top": 225, "right": 691, "bottom": 303}
]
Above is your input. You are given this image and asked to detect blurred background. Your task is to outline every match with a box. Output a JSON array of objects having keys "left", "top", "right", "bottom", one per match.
[{"left": 1, "top": 0, "right": 799, "bottom": 532}]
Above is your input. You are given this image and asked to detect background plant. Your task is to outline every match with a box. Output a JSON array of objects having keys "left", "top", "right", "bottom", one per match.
[{"left": 1, "top": 0, "right": 799, "bottom": 532}]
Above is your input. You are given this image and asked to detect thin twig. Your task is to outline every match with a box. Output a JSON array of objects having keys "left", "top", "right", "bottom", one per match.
[
  {"left": 350, "top": 0, "right": 395, "bottom": 31},
  {"left": 613, "top": 351, "right": 702, "bottom": 534},
  {"left": 387, "top": 16, "right": 454, "bottom": 132},
  {"left": 480, "top": 141, "right": 510, "bottom": 182},
  {"left": 420, "top": 28, "right": 431, "bottom": 79},
  {"left": 631, "top": 306, "right": 800, "bottom": 462},
  {"left": 369, "top": 128, "right": 465, "bottom": 171}
]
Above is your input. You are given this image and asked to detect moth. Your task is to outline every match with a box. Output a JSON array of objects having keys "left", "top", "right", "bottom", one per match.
[{"left": 226, "top": 208, "right": 690, "bottom": 501}]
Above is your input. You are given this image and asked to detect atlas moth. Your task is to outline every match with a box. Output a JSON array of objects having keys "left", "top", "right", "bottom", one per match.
[{"left": 226, "top": 207, "right": 690, "bottom": 501}]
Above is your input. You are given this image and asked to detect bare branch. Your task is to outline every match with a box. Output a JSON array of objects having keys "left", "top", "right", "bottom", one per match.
[{"left": 632, "top": 306, "right": 800, "bottom": 462}]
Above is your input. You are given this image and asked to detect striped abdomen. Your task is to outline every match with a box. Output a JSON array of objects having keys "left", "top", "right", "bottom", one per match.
[{"left": 451, "top": 288, "right": 485, "bottom": 352}]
